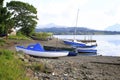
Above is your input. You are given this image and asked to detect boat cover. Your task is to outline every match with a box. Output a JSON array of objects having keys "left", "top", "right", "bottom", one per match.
[{"left": 27, "top": 43, "right": 45, "bottom": 51}]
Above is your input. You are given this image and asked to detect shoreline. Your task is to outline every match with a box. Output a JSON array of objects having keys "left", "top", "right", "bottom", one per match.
[{"left": 3, "top": 39, "right": 120, "bottom": 79}]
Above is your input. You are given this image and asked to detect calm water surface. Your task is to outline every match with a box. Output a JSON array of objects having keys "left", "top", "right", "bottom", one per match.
[{"left": 54, "top": 35, "right": 120, "bottom": 57}]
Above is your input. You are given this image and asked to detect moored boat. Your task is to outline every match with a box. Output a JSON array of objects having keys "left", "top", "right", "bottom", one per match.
[
  {"left": 63, "top": 39, "right": 86, "bottom": 47},
  {"left": 15, "top": 43, "right": 69, "bottom": 58},
  {"left": 43, "top": 45, "right": 77, "bottom": 56},
  {"left": 76, "top": 48, "right": 97, "bottom": 53},
  {"left": 75, "top": 43, "right": 97, "bottom": 53},
  {"left": 63, "top": 9, "right": 97, "bottom": 53}
]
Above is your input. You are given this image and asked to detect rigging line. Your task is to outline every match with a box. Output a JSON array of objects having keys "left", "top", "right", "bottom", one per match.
[{"left": 74, "top": 9, "right": 79, "bottom": 40}]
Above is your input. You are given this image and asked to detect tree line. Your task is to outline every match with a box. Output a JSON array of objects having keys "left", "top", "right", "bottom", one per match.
[{"left": 0, "top": 0, "right": 38, "bottom": 38}]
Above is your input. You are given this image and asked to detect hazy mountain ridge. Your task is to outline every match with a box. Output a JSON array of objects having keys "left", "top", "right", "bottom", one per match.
[
  {"left": 36, "top": 24, "right": 120, "bottom": 35},
  {"left": 105, "top": 24, "right": 120, "bottom": 31},
  {"left": 36, "top": 23, "right": 67, "bottom": 29}
]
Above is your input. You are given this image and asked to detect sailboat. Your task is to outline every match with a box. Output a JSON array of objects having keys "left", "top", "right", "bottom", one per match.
[{"left": 63, "top": 9, "right": 97, "bottom": 53}]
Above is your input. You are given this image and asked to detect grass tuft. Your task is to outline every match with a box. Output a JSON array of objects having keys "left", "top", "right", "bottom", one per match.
[{"left": 0, "top": 49, "right": 29, "bottom": 80}]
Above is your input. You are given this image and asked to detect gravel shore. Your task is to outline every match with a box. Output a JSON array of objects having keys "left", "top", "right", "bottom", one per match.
[
  {"left": 5, "top": 39, "right": 120, "bottom": 80},
  {"left": 24, "top": 55, "right": 120, "bottom": 80}
]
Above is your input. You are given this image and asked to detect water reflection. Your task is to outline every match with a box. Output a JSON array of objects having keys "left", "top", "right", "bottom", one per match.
[{"left": 97, "top": 41, "right": 120, "bottom": 56}]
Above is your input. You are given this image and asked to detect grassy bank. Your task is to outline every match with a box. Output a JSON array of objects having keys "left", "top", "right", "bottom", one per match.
[
  {"left": 8, "top": 35, "right": 30, "bottom": 40},
  {"left": 0, "top": 49, "right": 29, "bottom": 80}
]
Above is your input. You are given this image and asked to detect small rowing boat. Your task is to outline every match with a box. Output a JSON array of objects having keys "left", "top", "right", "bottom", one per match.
[{"left": 15, "top": 43, "right": 69, "bottom": 58}]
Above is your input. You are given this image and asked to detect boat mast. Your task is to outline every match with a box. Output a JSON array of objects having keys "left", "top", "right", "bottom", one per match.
[{"left": 74, "top": 9, "right": 79, "bottom": 40}]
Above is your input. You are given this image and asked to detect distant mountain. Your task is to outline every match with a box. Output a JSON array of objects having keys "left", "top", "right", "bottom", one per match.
[
  {"left": 36, "top": 27, "right": 120, "bottom": 35},
  {"left": 36, "top": 23, "right": 67, "bottom": 29},
  {"left": 105, "top": 24, "right": 120, "bottom": 31},
  {"left": 36, "top": 27, "right": 94, "bottom": 35},
  {"left": 35, "top": 23, "right": 120, "bottom": 35}
]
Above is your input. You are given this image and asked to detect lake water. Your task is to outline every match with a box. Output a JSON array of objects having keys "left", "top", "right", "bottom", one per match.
[{"left": 54, "top": 35, "right": 120, "bottom": 57}]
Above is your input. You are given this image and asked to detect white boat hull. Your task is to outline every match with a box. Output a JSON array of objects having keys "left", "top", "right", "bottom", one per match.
[
  {"left": 76, "top": 47, "right": 97, "bottom": 53},
  {"left": 76, "top": 46, "right": 96, "bottom": 50}
]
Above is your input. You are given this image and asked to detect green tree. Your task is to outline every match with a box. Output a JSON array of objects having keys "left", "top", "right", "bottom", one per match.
[
  {"left": 0, "top": 0, "right": 14, "bottom": 38},
  {"left": 7, "top": 1, "right": 38, "bottom": 36},
  {"left": 0, "top": 0, "right": 4, "bottom": 6},
  {"left": 0, "top": 0, "right": 4, "bottom": 35}
]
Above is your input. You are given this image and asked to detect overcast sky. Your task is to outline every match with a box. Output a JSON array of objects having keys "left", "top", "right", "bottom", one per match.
[{"left": 5, "top": 0, "right": 120, "bottom": 30}]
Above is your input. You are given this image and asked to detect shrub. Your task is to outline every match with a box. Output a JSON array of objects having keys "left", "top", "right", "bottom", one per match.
[
  {"left": 8, "top": 35, "right": 30, "bottom": 40},
  {"left": 32, "top": 62, "right": 53, "bottom": 73},
  {"left": 31, "top": 32, "right": 53, "bottom": 40},
  {"left": 0, "top": 39, "right": 6, "bottom": 46}
]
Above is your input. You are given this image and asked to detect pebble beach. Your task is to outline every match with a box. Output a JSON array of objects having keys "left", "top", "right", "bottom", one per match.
[{"left": 22, "top": 55, "right": 120, "bottom": 80}]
